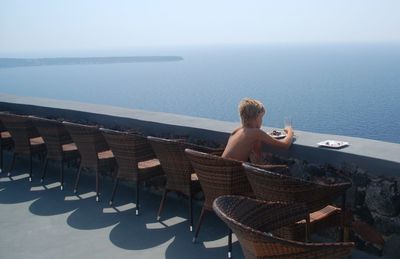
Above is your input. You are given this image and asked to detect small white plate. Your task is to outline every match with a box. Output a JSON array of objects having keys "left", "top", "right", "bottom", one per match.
[
  {"left": 268, "top": 130, "right": 286, "bottom": 139},
  {"left": 318, "top": 140, "right": 349, "bottom": 149}
]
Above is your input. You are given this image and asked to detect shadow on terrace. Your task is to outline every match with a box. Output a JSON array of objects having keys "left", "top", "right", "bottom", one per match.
[{"left": 0, "top": 152, "right": 243, "bottom": 259}]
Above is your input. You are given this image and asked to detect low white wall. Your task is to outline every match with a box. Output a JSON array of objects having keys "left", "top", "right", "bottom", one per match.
[{"left": 1, "top": 93, "right": 399, "bottom": 176}]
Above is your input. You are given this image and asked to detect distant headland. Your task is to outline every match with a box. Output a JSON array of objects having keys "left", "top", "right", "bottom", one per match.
[{"left": 0, "top": 56, "right": 184, "bottom": 68}]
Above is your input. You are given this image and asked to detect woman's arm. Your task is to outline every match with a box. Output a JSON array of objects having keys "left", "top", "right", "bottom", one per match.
[{"left": 255, "top": 127, "right": 294, "bottom": 150}]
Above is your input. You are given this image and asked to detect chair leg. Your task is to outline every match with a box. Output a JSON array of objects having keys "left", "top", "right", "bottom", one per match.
[
  {"left": 135, "top": 181, "right": 140, "bottom": 216},
  {"left": 189, "top": 193, "right": 193, "bottom": 232},
  {"left": 109, "top": 178, "right": 119, "bottom": 206},
  {"left": 193, "top": 207, "right": 207, "bottom": 243},
  {"left": 60, "top": 160, "right": 64, "bottom": 190},
  {"left": 8, "top": 152, "right": 17, "bottom": 177},
  {"left": 305, "top": 214, "right": 311, "bottom": 242},
  {"left": 29, "top": 153, "right": 33, "bottom": 182},
  {"left": 157, "top": 189, "right": 169, "bottom": 221},
  {"left": 41, "top": 158, "right": 49, "bottom": 183},
  {"left": 341, "top": 193, "right": 347, "bottom": 242},
  {"left": 74, "top": 165, "right": 82, "bottom": 194},
  {"left": 0, "top": 146, "right": 3, "bottom": 173},
  {"left": 95, "top": 170, "right": 100, "bottom": 202},
  {"left": 228, "top": 228, "right": 232, "bottom": 259}
]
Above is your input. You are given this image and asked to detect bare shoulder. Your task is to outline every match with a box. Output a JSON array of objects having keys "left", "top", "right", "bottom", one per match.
[
  {"left": 231, "top": 127, "right": 243, "bottom": 136},
  {"left": 243, "top": 127, "right": 263, "bottom": 135},
  {"left": 242, "top": 127, "right": 264, "bottom": 139},
  {"left": 247, "top": 128, "right": 275, "bottom": 143}
]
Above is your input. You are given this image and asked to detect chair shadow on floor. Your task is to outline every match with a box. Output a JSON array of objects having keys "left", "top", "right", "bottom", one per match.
[
  {"left": 0, "top": 152, "right": 46, "bottom": 204},
  {"left": 0, "top": 150, "right": 244, "bottom": 258}
]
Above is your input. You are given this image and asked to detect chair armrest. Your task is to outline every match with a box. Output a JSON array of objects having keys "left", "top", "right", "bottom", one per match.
[{"left": 251, "top": 163, "right": 289, "bottom": 174}]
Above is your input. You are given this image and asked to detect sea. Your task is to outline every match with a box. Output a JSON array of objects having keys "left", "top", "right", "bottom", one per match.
[{"left": 0, "top": 44, "right": 399, "bottom": 143}]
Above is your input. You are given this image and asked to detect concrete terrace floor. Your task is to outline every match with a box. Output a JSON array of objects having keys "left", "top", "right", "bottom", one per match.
[{"left": 0, "top": 151, "right": 379, "bottom": 259}]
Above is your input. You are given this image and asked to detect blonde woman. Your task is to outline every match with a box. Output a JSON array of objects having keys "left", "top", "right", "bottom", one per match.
[{"left": 222, "top": 98, "right": 294, "bottom": 162}]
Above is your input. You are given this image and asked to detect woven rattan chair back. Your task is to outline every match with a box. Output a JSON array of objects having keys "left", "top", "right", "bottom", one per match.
[
  {"left": 185, "top": 148, "right": 253, "bottom": 254},
  {"left": 185, "top": 148, "right": 253, "bottom": 210},
  {"left": 148, "top": 136, "right": 214, "bottom": 195},
  {"left": 63, "top": 121, "right": 108, "bottom": 169},
  {"left": 30, "top": 116, "right": 73, "bottom": 160},
  {"left": 100, "top": 128, "right": 163, "bottom": 214},
  {"left": 243, "top": 163, "right": 350, "bottom": 213},
  {"left": 213, "top": 195, "right": 354, "bottom": 259},
  {"left": 100, "top": 128, "right": 155, "bottom": 179},
  {"left": 0, "top": 112, "right": 40, "bottom": 154},
  {"left": 0, "top": 118, "right": 14, "bottom": 173},
  {"left": 0, "top": 120, "right": 8, "bottom": 134}
]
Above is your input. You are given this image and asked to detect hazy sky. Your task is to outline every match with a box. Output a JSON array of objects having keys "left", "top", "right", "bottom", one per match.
[{"left": 1, "top": 0, "right": 400, "bottom": 54}]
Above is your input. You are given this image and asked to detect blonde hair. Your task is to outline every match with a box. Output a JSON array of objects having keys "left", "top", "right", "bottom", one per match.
[{"left": 238, "top": 98, "right": 265, "bottom": 126}]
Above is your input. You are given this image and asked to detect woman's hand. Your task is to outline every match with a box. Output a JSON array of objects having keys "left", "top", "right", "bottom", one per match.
[{"left": 284, "top": 126, "right": 293, "bottom": 134}]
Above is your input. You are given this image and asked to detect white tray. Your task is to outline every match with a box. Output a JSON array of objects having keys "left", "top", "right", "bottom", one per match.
[
  {"left": 318, "top": 140, "right": 349, "bottom": 149},
  {"left": 268, "top": 130, "right": 286, "bottom": 139}
]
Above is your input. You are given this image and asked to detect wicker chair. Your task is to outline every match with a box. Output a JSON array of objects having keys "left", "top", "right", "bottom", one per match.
[
  {"left": 148, "top": 136, "right": 224, "bottom": 231},
  {"left": 213, "top": 195, "right": 354, "bottom": 259},
  {"left": 243, "top": 163, "right": 352, "bottom": 241},
  {"left": 63, "top": 121, "right": 115, "bottom": 201},
  {"left": 0, "top": 112, "right": 46, "bottom": 181},
  {"left": 100, "top": 128, "right": 164, "bottom": 215},
  {"left": 30, "top": 116, "right": 80, "bottom": 190},
  {"left": 185, "top": 148, "right": 253, "bottom": 258},
  {"left": 0, "top": 120, "right": 14, "bottom": 173}
]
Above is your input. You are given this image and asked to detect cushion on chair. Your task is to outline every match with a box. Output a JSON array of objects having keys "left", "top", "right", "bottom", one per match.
[
  {"left": 29, "top": 137, "right": 45, "bottom": 145},
  {"left": 61, "top": 143, "right": 78, "bottom": 152},
  {"left": 191, "top": 173, "right": 198, "bottom": 181},
  {"left": 1, "top": 131, "right": 11, "bottom": 139},
  {"left": 297, "top": 205, "right": 341, "bottom": 224},
  {"left": 97, "top": 150, "right": 114, "bottom": 159},
  {"left": 138, "top": 158, "right": 160, "bottom": 169}
]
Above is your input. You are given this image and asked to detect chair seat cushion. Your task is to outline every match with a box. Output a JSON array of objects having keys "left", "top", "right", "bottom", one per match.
[
  {"left": 274, "top": 205, "right": 341, "bottom": 240},
  {"left": 30, "top": 137, "right": 45, "bottom": 145},
  {"left": 1, "top": 131, "right": 11, "bottom": 139},
  {"left": 138, "top": 158, "right": 160, "bottom": 169},
  {"left": 309, "top": 205, "right": 341, "bottom": 223},
  {"left": 116, "top": 158, "right": 163, "bottom": 181},
  {"left": 297, "top": 205, "right": 341, "bottom": 224},
  {"left": 97, "top": 150, "right": 114, "bottom": 159},
  {"left": 191, "top": 173, "right": 198, "bottom": 181},
  {"left": 62, "top": 143, "right": 78, "bottom": 152}
]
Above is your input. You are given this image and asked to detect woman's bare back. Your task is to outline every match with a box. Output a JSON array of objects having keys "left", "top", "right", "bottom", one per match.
[{"left": 222, "top": 127, "right": 258, "bottom": 161}]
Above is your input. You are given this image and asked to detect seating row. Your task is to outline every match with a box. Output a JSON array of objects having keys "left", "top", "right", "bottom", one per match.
[{"left": 0, "top": 111, "right": 354, "bottom": 258}]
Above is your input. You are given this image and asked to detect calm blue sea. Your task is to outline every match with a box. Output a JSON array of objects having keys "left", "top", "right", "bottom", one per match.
[{"left": 1, "top": 44, "right": 400, "bottom": 143}]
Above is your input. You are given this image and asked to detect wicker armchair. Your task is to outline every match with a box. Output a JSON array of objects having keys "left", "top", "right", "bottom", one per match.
[
  {"left": 63, "top": 121, "right": 115, "bottom": 201},
  {"left": 243, "top": 163, "right": 352, "bottom": 241},
  {"left": 30, "top": 116, "right": 80, "bottom": 190},
  {"left": 0, "top": 112, "right": 46, "bottom": 181},
  {"left": 185, "top": 148, "right": 253, "bottom": 258},
  {"left": 100, "top": 128, "right": 164, "bottom": 215},
  {"left": 0, "top": 120, "right": 13, "bottom": 173},
  {"left": 213, "top": 195, "right": 354, "bottom": 259},
  {"left": 148, "top": 136, "right": 223, "bottom": 231}
]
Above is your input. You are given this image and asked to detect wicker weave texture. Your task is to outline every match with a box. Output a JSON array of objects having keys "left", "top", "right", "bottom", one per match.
[
  {"left": 63, "top": 121, "right": 110, "bottom": 170},
  {"left": 213, "top": 195, "right": 354, "bottom": 259},
  {"left": 30, "top": 116, "right": 74, "bottom": 160},
  {"left": 100, "top": 128, "right": 162, "bottom": 181},
  {"left": 0, "top": 112, "right": 42, "bottom": 154},
  {"left": 148, "top": 136, "right": 221, "bottom": 195},
  {"left": 243, "top": 163, "right": 351, "bottom": 213},
  {"left": 243, "top": 163, "right": 350, "bottom": 240},
  {"left": 185, "top": 148, "right": 253, "bottom": 210}
]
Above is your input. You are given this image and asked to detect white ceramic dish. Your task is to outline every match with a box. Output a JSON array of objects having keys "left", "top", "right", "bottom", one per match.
[
  {"left": 268, "top": 130, "right": 286, "bottom": 139},
  {"left": 317, "top": 140, "right": 349, "bottom": 149}
]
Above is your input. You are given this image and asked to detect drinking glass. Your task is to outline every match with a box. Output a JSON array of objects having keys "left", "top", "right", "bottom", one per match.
[{"left": 284, "top": 117, "right": 292, "bottom": 128}]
